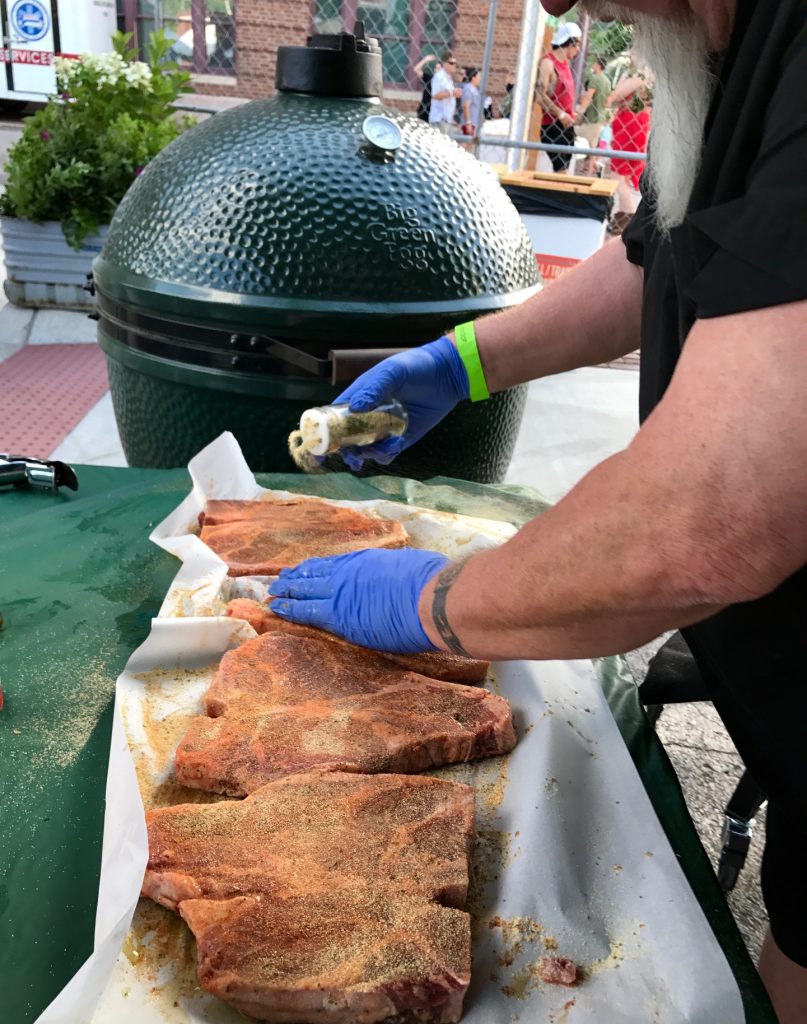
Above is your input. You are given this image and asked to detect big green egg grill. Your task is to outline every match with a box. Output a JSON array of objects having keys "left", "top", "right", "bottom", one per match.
[{"left": 94, "top": 26, "right": 540, "bottom": 481}]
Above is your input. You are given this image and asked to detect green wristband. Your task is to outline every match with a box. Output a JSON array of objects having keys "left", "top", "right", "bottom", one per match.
[{"left": 454, "top": 321, "right": 490, "bottom": 402}]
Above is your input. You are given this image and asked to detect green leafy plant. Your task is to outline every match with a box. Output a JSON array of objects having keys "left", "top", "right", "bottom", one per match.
[
  {"left": 587, "top": 20, "right": 633, "bottom": 67},
  {"left": 0, "top": 30, "right": 192, "bottom": 249}
]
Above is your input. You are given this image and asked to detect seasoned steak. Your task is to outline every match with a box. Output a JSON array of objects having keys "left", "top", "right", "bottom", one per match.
[
  {"left": 176, "top": 678, "right": 516, "bottom": 797},
  {"left": 176, "top": 633, "right": 515, "bottom": 796},
  {"left": 180, "top": 892, "right": 470, "bottom": 1024},
  {"left": 143, "top": 772, "right": 476, "bottom": 911},
  {"left": 202, "top": 632, "right": 402, "bottom": 718},
  {"left": 198, "top": 497, "right": 408, "bottom": 576},
  {"left": 225, "top": 597, "right": 490, "bottom": 684},
  {"left": 143, "top": 772, "right": 476, "bottom": 1023}
]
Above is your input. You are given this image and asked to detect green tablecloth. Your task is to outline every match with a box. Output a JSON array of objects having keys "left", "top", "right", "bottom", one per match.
[{"left": 0, "top": 466, "right": 774, "bottom": 1022}]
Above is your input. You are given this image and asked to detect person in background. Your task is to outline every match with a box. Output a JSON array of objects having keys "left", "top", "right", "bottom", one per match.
[
  {"left": 575, "top": 56, "right": 611, "bottom": 174},
  {"left": 461, "top": 67, "right": 482, "bottom": 136},
  {"left": 607, "top": 63, "right": 652, "bottom": 233},
  {"left": 536, "top": 22, "right": 582, "bottom": 173},
  {"left": 500, "top": 81, "right": 514, "bottom": 118},
  {"left": 414, "top": 53, "right": 439, "bottom": 122},
  {"left": 269, "top": 2, "right": 807, "bottom": 1019},
  {"left": 428, "top": 49, "right": 462, "bottom": 135}
]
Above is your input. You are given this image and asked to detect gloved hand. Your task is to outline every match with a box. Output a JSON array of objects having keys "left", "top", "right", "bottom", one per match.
[
  {"left": 268, "top": 548, "right": 449, "bottom": 653},
  {"left": 334, "top": 335, "right": 469, "bottom": 471}
]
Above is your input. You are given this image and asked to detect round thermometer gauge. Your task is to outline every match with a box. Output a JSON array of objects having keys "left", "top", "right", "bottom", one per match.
[{"left": 362, "top": 115, "right": 403, "bottom": 153}]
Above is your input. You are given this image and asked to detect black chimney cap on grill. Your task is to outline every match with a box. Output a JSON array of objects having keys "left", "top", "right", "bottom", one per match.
[{"left": 276, "top": 21, "right": 383, "bottom": 98}]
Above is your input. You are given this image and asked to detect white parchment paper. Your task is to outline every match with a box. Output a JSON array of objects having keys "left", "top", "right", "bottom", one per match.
[{"left": 36, "top": 432, "right": 745, "bottom": 1024}]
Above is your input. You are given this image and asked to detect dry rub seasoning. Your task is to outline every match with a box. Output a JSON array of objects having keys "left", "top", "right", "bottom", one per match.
[{"left": 289, "top": 400, "right": 407, "bottom": 472}]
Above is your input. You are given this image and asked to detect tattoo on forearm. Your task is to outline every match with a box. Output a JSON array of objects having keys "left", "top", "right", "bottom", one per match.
[{"left": 432, "top": 558, "right": 471, "bottom": 656}]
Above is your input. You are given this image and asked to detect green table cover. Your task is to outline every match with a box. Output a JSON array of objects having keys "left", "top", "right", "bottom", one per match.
[{"left": 0, "top": 466, "right": 774, "bottom": 1022}]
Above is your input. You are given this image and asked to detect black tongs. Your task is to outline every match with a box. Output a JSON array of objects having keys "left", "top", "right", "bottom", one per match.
[{"left": 0, "top": 454, "right": 79, "bottom": 492}]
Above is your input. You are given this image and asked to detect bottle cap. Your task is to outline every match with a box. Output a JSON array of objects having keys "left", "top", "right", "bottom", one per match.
[{"left": 299, "top": 408, "right": 332, "bottom": 457}]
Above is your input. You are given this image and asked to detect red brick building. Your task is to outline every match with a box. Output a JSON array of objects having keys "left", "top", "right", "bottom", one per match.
[{"left": 120, "top": 1, "right": 524, "bottom": 116}]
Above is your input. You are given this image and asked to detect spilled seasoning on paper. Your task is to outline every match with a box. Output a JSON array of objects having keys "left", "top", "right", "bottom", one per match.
[
  {"left": 160, "top": 583, "right": 227, "bottom": 619},
  {"left": 476, "top": 751, "right": 511, "bottom": 816},
  {"left": 125, "top": 664, "right": 220, "bottom": 808},
  {"left": 126, "top": 898, "right": 200, "bottom": 1012},
  {"left": 550, "top": 998, "right": 577, "bottom": 1024}
]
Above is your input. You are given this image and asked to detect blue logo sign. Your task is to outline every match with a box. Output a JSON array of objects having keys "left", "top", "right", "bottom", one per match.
[{"left": 11, "top": 1, "right": 50, "bottom": 43}]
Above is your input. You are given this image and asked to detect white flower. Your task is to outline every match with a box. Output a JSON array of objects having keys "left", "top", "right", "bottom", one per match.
[
  {"left": 124, "top": 62, "right": 153, "bottom": 89},
  {"left": 54, "top": 55, "right": 78, "bottom": 90}
]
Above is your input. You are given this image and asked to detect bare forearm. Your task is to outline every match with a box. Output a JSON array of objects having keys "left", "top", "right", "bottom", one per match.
[
  {"left": 419, "top": 450, "right": 724, "bottom": 661},
  {"left": 422, "top": 302, "right": 807, "bottom": 661},
  {"left": 536, "top": 82, "right": 566, "bottom": 122},
  {"left": 461, "top": 239, "right": 642, "bottom": 392}
]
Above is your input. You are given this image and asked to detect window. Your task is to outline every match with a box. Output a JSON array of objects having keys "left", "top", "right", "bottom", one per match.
[{"left": 312, "top": 0, "right": 455, "bottom": 89}]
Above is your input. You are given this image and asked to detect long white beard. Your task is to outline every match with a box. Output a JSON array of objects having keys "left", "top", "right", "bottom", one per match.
[{"left": 582, "top": 2, "right": 714, "bottom": 234}]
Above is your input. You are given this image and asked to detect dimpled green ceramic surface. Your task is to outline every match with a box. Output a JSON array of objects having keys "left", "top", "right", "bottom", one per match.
[
  {"left": 93, "top": 90, "right": 539, "bottom": 479},
  {"left": 94, "top": 94, "right": 538, "bottom": 332}
]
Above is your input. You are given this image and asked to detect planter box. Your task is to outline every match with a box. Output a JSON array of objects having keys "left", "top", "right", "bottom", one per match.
[{"left": 0, "top": 217, "right": 107, "bottom": 310}]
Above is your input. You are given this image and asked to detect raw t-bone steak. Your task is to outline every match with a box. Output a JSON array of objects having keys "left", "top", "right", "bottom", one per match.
[
  {"left": 143, "top": 772, "right": 475, "bottom": 1023},
  {"left": 225, "top": 597, "right": 490, "bottom": 684},
  {"left": 198, "top": 497, "right": 408, "bottom": 575},
  {"left": 200, "top": 631, "right": 405, "bottom": 718},
  {"left": 177, "top": 677, "right": 515, "bottom": 797},
  {"left": 175, "top": 633, "right": 516, "bottom": 796}
]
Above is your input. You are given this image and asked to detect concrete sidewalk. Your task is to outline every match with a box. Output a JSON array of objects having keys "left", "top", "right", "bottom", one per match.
[{"left": 0, "top": 291, "right": 767, "bottom": 965}]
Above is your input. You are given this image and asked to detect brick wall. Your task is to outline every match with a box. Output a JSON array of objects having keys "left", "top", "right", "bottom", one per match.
[
  {"left": 453, "top": 0, "right": 522, "bottom": 114},
  {"left": 191, "top": 0, "right": 511, "bottom": 115},
  {"left": 235, "top": 0, "right": 311, "bottom": 100}
]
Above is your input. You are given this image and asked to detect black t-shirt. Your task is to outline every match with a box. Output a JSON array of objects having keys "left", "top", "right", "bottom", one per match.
[
  {"left": 624, "top": 0, "right": 807, "bottom": 834},
  {"left": 417, "top": 67, "right": 434, "bottom": 122}
]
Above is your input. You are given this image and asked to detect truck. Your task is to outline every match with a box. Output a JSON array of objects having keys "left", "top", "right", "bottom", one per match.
[{"left": 0, "top": 0, "right": 116, "bottom": 109}]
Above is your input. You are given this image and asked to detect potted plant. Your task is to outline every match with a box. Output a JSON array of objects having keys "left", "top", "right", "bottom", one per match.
[{"left": 0, "top": 31, "right": 191, "bottom": 309}]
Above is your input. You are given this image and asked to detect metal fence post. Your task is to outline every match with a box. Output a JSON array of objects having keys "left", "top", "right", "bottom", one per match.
[
  {"left": 472, "top": 0, "right": 499, "bottom": 156},
  {"left": 507, "top": 0, "right": 547, "bottom": 171}
]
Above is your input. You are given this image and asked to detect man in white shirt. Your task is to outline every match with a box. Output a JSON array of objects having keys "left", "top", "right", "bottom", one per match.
[{"left": 428, "top": 49, "right": 461, "bottom": 134}]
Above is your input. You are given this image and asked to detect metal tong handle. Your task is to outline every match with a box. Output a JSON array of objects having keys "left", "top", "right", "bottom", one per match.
[{"left": 0, "top": 454, "right": 79, "bottom": 491}]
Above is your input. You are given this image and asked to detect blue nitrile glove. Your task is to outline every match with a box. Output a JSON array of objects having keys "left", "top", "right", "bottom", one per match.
[
  {"left": 268, "top": 548, "right": 449, "bottom": 653},
  {"left": 334, "top": 335, "right": 470, "bottom": 471}
]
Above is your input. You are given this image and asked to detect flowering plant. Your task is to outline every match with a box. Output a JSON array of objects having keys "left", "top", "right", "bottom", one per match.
[{"left": 0, "top": 31, "right": 192, "bottom": 249}]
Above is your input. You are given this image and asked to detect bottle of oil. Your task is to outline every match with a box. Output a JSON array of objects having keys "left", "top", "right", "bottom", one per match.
[{"left": 289, "top": 400, "right": 408, "bottom": 471}]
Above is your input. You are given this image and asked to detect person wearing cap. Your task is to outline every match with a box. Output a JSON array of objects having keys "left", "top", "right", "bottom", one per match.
[
  {"left": 270, "top": 2, "right": 807, "bottom": 1019},
  {"left": 536, "top": 22, "right": 582, "bottom": 173},
  {"left": 428, "top": 48, "right": 462, "bottom": 135}
]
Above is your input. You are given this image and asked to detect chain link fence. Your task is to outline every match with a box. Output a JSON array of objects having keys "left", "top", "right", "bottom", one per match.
[
  {"left": 124, "top": 2, "right": 647, "bottom": 179},
  {"left": 311, "top": 1, "right": 520, "bottom": 123},
  {"left": 305, "top": 4, "right": 646, "bottom": 184},
  {"left": 123, "top": 2, "right": 647, "bottom": 221}
]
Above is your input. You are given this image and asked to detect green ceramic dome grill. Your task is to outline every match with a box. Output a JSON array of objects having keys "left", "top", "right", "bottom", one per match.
[{"left": 94, "top": 24, "right": 540, "bottom": 481}]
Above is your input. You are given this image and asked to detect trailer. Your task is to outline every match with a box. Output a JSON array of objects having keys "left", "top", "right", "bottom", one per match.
[{"left": 0, "top": 0, "right": 115, "bottom": 108}]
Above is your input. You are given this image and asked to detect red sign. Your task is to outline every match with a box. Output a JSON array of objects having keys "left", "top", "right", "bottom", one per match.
[{"left": 0, "top": 48, "right": 54, "bottom": 65}]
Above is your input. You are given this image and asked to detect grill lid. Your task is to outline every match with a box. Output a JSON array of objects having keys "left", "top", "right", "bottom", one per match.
[{"left": 93, "top": 33, "right": 538, "bottom": 347}]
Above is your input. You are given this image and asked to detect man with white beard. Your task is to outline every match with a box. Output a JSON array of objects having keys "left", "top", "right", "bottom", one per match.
[{"left": 270, "top": 3, "right": 807, "bottom": 1018}]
